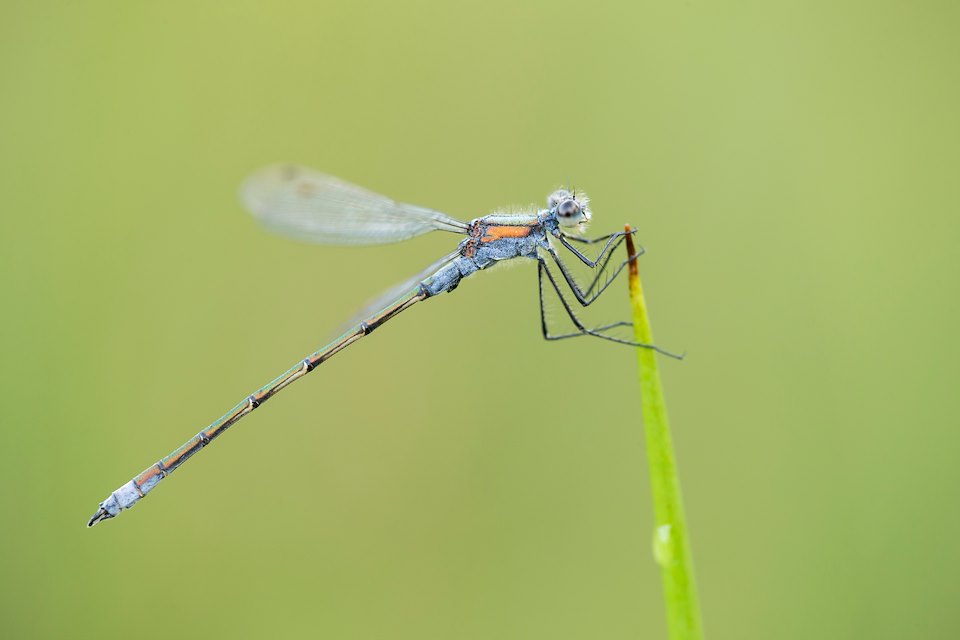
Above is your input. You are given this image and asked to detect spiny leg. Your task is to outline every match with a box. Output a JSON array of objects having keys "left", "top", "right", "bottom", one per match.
[
  {"left": 537, "top": 258, "right": 632, "bottom": 340},
  {"left": 557, "top": 229, "right": 635, "bottom": 260},
  {"left": 546, "top": 239, "right": 644, "bottom": 306},
  {"left": 560, "top": 231, "right": 627, "bottom": 245},
  {"left": 549, "top": 229, "right": 648, "bottom": 302},
  {"left": 537, "top": 257, "right": 645, "bottom": 348},
  {"left": 538, "top": 260, "right": 629, "bottom": 340},
  {"left": 555, "top": 230, "right": 633, "bottom": 279},
  {"left": 537, "top": 258, "right": 683, "bottom": 358},
  {"left": 541, "top": 321, "right": 635, "bottom": 341}
]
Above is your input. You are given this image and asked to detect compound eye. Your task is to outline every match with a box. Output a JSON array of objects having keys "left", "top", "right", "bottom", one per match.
[{"left": 557, "top": 199, "right": 580, "bottom": 218}]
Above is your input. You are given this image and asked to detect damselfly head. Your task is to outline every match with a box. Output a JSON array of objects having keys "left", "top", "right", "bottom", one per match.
[{"left": 548, "top": 189, "right": 591, "bottom": 228}]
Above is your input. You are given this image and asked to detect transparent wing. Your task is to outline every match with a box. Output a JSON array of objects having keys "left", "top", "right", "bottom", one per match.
[
  {"left": 240, "top": 164, "right": 469, "bottom": 245},
  {"left": 335, "top": 249, "right": 461, "bottom": 335}
]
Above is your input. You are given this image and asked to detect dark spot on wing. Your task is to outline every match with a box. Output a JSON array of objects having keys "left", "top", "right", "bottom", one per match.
[{"left": 296, "top": 180, "right": 315, "bottom": 198}]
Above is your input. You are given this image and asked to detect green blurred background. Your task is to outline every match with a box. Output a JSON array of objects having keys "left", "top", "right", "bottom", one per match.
[{"left": 2, "top": 1, "right": 958, "bottom": 638}]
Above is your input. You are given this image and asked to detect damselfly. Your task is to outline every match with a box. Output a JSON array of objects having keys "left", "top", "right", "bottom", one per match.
[{"left": 87, "top": 165, "right": 676, "bottom": 527}]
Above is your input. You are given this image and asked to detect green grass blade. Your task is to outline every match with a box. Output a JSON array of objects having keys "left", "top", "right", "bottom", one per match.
[{"left": 625, "top": 228, "right": 703, "bottom": 640}]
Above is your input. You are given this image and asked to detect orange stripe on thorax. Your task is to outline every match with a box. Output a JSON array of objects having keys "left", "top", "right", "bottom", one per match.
[{"left": 480, "top": 225, "right": 533, "bottom": 242}]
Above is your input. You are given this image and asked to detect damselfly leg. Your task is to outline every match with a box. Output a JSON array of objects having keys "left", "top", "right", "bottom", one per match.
[
  {"left": 537, "top": 235, "right": 683, "bottom": 359},
  {"left": 549, "top": 230, "right": 645, "bottom": 305}
]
